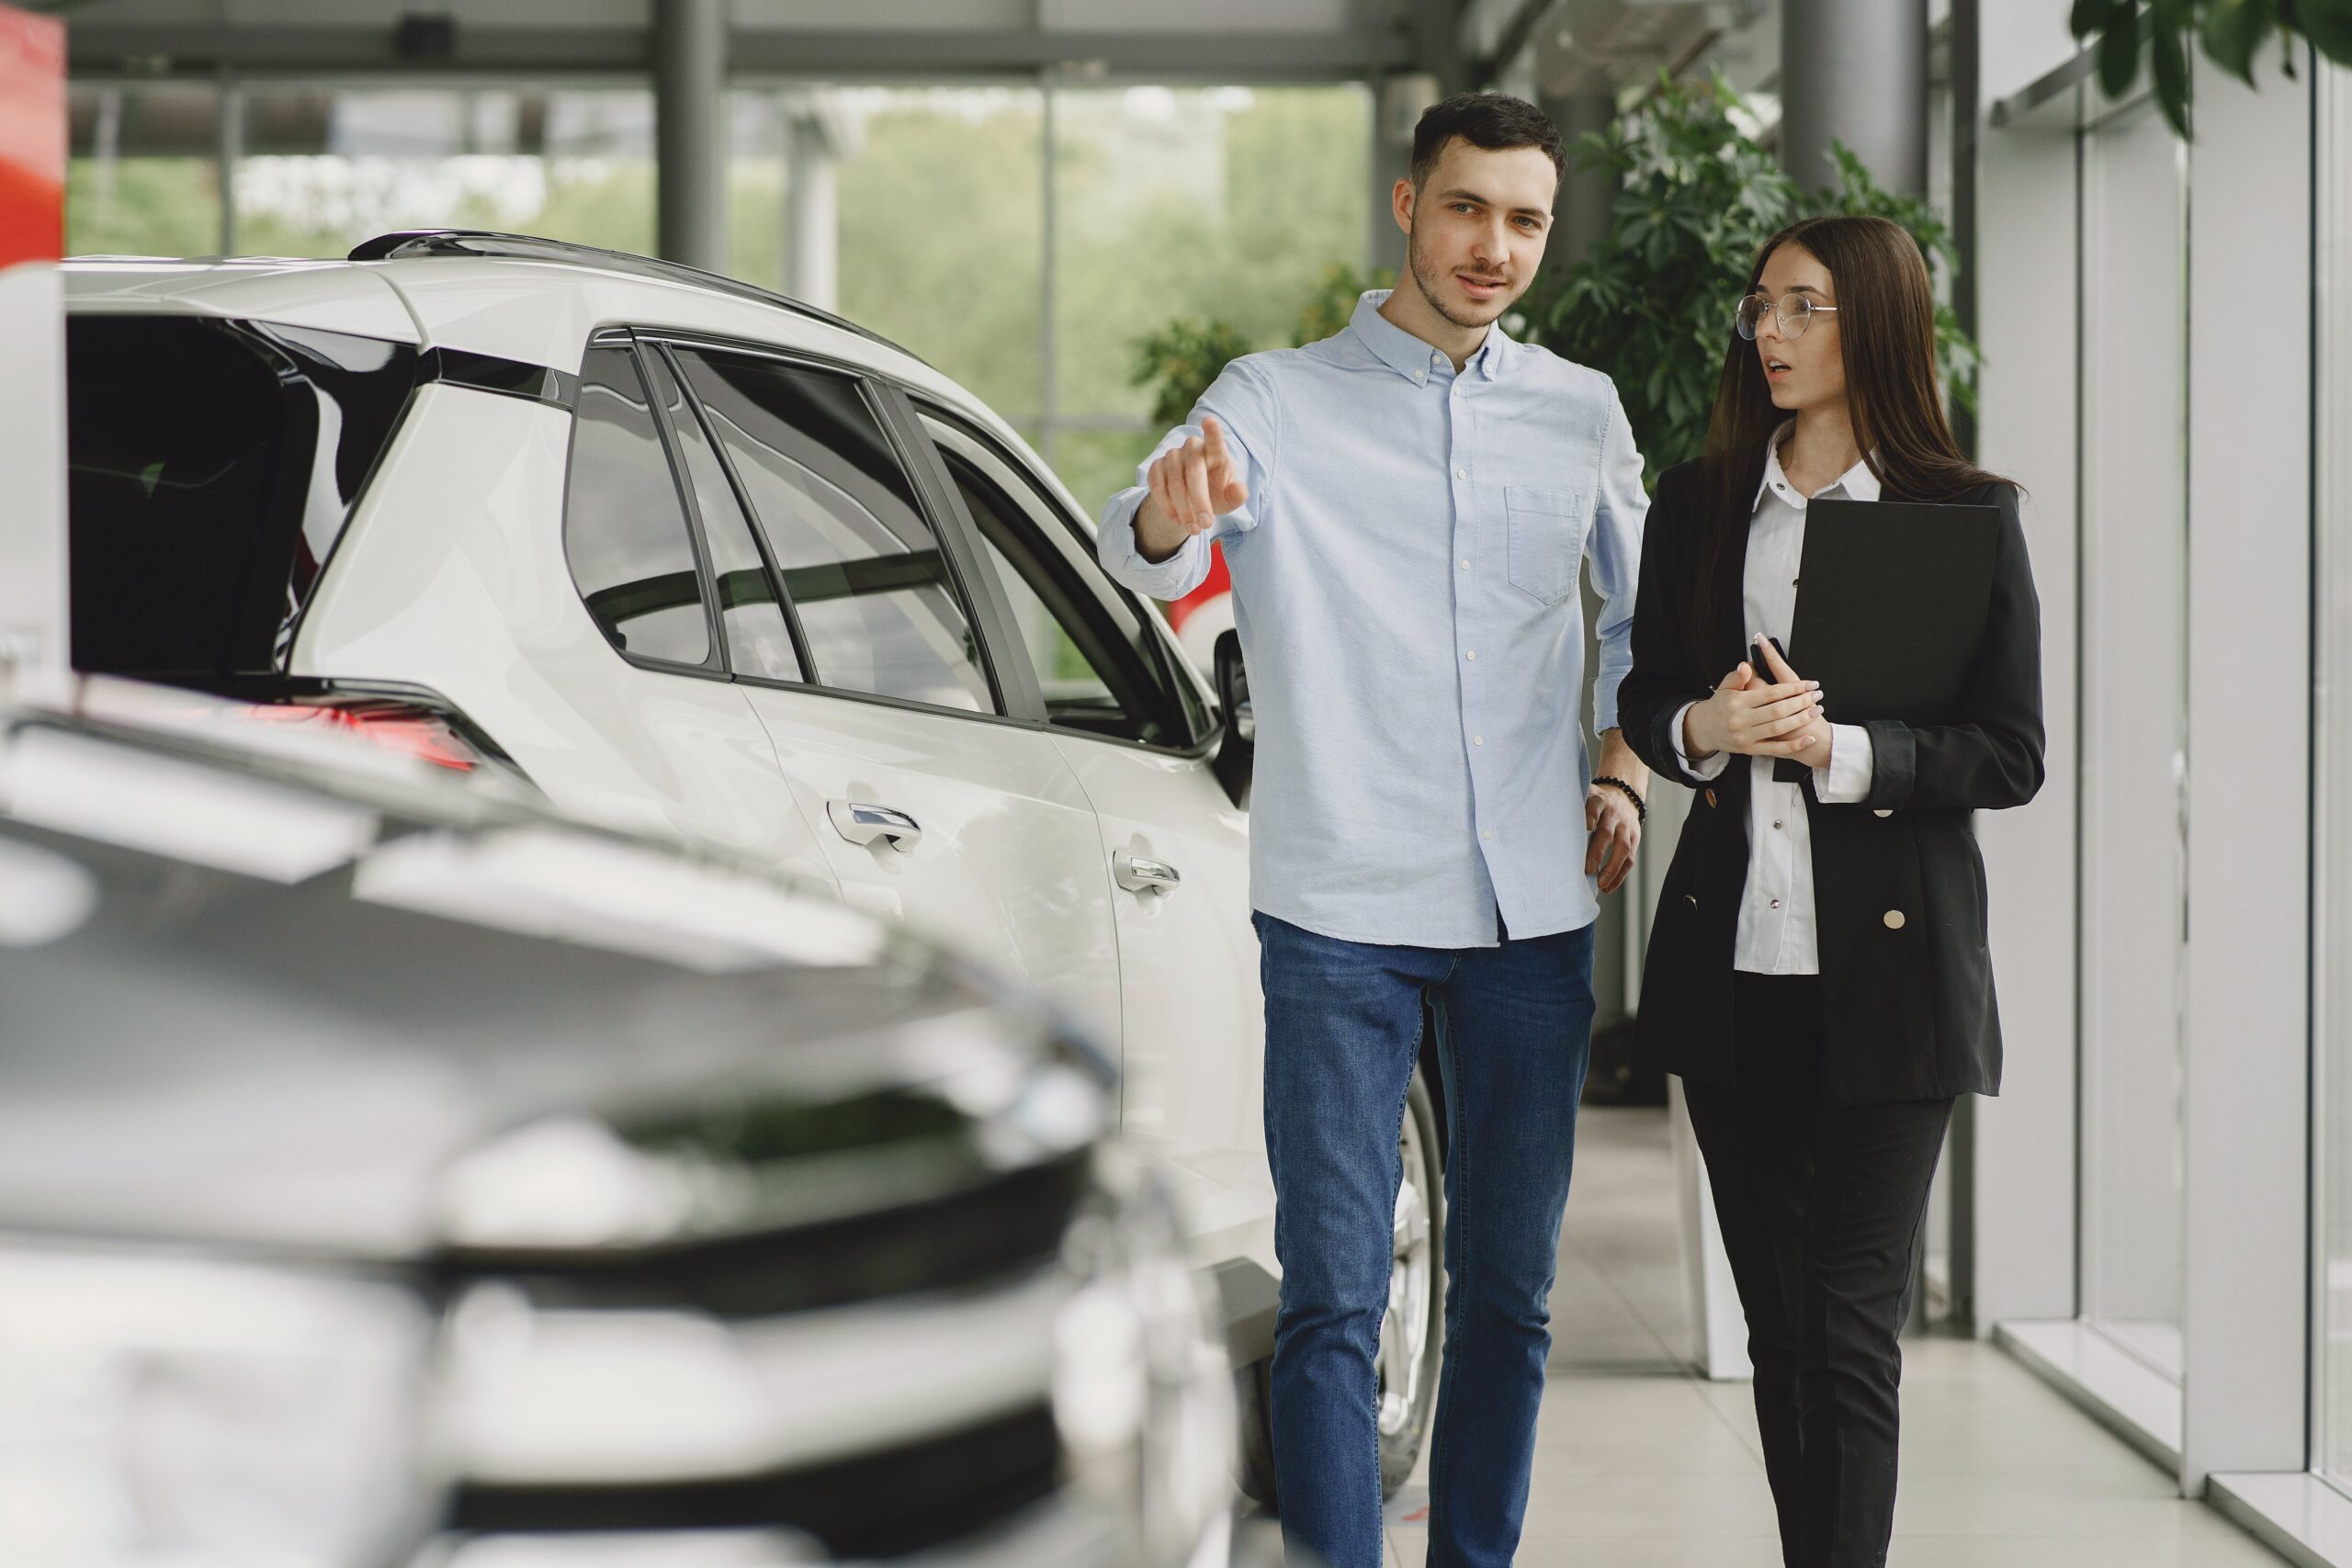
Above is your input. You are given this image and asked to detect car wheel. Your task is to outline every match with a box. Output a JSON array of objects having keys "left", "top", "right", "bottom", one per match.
[
  {"left": 1232, "top": 1064, "right": 1447, "bottom": 1507},
  {"left": 1380, "top": 1065, "right": 1445, "bottom": 1495}
]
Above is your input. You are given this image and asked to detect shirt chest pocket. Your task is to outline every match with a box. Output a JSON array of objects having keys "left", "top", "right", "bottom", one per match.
[{"left": 1505, "top": 486, "right": 1586, "bottom": 606}]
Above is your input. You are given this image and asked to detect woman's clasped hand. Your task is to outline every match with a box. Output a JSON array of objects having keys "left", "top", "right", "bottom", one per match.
[{"left": 1679, "top": 640, "right": 1826, "bottom": 762}]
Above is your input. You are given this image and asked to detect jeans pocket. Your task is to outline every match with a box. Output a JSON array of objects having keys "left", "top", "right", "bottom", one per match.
[{"left": 1505, "top": 485, "right": 1584, "bottom": 605}]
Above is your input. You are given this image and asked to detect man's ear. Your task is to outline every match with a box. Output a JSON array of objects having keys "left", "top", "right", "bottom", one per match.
[{"left": 1391, "top": 176, "right": 1415, "bottom": 236}]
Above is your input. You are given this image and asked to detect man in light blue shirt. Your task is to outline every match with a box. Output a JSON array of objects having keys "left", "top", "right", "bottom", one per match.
[{"left": 1098, "top": 94, "right": 1650, "bottom": 1568}]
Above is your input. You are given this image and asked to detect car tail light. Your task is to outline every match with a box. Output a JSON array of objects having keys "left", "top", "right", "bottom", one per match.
[{"left": 239, "top": 695, "right": 511, "bottom": 776}]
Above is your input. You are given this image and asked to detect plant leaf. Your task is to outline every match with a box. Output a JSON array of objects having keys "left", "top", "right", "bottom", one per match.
[
  {"left": 2300, "top": 0, "right": 2352, "bottom": 64},
  {"left": 2152, "top": 14, "right": 2192, "bottom": 134},
  {"left": 2071, "top": 0, "right": 2127, "bottom": 39},
  {"left": 2201, "top": 0, "right": 2271, "bottom": 80},
  {"left": 2098, "top": 6, "right": 2146, "bottom": 98}
]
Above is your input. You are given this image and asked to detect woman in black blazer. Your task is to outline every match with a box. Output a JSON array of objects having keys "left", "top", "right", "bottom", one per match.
[{"left": 1618, "top": 214, "right": 2044, "bottom": 1568}]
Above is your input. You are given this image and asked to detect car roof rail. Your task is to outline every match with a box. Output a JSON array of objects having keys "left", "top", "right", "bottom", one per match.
[{"left": 347, "top": 229, "right": 924, "bottom": 364}]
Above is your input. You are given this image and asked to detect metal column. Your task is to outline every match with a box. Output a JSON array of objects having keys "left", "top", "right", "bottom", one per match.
[
  {"left": 785, "top": 108, "right": 838, "bottom": 311},
  {"left": 1038, "top": 71, "right": 1058, "bottom": 473},
  {"left": 215, "top": 69, "right": 240, "bottom": 256},
  {"left": 1544, "top": 87, "right": 1615, "bottom": 271},
  {"left": 1779, "top": 0, "right": 1929, "bottom": 195},
  {"left": 655, "top": 0, "right": 728, "bottom": 271}
]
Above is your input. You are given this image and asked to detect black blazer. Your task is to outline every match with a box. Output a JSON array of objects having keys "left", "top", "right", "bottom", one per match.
[{"left": 1619, "top": 460, "right": 2046, "bottom": 1105}]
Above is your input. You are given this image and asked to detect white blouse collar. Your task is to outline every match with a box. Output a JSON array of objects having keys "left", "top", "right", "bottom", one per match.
[{"left": 1755, "top": 420, "right": 1883, "bottom": 511}]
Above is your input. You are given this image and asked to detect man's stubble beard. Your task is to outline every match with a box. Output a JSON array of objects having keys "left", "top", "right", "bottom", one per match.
[{"left": 1407, "top": 219, "right": 1514, "bottom": 332}]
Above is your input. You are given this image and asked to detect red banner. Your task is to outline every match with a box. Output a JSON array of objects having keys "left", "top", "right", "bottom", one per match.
[{"left": 0, "top": 6, "right": 64, "bottom": 266}]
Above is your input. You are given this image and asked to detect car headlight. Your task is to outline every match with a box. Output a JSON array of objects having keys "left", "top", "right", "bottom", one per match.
[
  {"left": 1052, "top": 1148, "right": 1236, "bottom": 1568},
  {"left": 0, "top": 1240, "right": 437, "bottom": 1567}
]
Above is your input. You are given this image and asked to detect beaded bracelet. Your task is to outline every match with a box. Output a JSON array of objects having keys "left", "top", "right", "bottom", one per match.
[{"left": 1591, "top": 774, "right": 1646, "bottom": 824}]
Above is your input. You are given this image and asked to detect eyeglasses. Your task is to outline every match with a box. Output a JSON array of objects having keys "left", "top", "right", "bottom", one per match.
[{"left": 1734, "top": 291, "right": 1839, "bottom": 340}]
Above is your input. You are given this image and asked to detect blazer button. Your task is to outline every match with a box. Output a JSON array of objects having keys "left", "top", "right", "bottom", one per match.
[
  {"left": 1883, "top": 909, "right": 1906, "bottom": 931},
  {"left": 1704, "top": 788, "right": 1718, "bottom": 808},
  {"left": 1685, "top": 894, "right": 1699, "bottom": 908},
  {"left": 1873, "top": 808, "right": 1893, "bottom": 818}
]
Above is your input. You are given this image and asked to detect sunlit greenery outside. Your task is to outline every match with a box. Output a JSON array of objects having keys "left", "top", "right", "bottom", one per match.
[{"left": 66, "top": 83, "right": 1373, "bottom": 521}]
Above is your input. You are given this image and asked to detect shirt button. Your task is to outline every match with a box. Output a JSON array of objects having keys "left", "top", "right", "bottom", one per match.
[
  {"left": 1773, "top": 819, "right": 1783, "bottom": 829},
  {"left": 1460, "top": 558, "right": 1470, "bottom": 570},
  {"left": 1873, "top": 808, "right": 1894, "bottom": 818},
  {"left": 1473, "top": 736, "right": 1484, "bottom": 746},
  {"left": 1464, "top": 650, "right": 1476, "bottom": 661},
  {"left": 1453, "top": 467, "right": 1467, "bottom": 480},
  {"left": 1481, "top": 829, "right": 1492, "bottom": 840},
  {"left": 1884, "top": 909, "right": 1907, "bottom": 930},
  {"left": 1770, "top": 898, "right": 1781, "bottom": 909}
]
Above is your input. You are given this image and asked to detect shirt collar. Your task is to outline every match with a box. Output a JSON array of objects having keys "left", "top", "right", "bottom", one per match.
[
  {"left": 1754, "top": 419, "right": 1883, "bottom": 510},
  {"left": 1348, "top": 288, "right": 1508, "bottom": 385}
]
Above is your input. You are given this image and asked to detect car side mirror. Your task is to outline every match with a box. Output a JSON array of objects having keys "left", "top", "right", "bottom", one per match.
[
  {"left": 1215, "top": 630, "right": 1252, "bottom": 746},
  {"left": 1212, "top": 629, "right": 1252, "bottom": 808}
]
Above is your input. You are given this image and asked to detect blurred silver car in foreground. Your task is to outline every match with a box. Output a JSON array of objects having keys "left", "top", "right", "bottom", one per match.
[{"left": 0, "top": 678, "right": 1240, "bottom": 1568}]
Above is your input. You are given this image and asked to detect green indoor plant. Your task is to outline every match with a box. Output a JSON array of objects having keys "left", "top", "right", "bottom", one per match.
[{"left": 1519, "top": 70, "right": 1978, "bottom": 483}]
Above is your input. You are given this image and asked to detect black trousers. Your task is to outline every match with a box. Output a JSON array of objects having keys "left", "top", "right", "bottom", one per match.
[{"left": 1680, "top": 972, "right": 1954, "bottom": 1568}]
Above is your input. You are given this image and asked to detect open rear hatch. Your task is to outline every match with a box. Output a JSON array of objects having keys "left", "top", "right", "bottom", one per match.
[{"left": 63, "top": 310, "right": 521, "bottom": 780}]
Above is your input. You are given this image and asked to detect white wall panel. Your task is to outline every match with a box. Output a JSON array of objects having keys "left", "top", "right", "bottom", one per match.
[
  {"left": 2178, "top": 44, "right": 2314, "bottom": 1492},
  {"left": 1978, "top": 0, "right": 2082, "bottom": 107},
  {"left": 1969, "top": 97, "right": 2081, "bottom": 1329}
]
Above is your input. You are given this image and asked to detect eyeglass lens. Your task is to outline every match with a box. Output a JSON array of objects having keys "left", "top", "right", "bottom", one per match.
[{"left": 1735, "top": 293, "right": 1815, "bottom": 340}]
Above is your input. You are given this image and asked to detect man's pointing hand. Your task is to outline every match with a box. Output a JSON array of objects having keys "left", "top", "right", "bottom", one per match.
[{"left": 1136, "top": 415, "right": 1250, "bottom": 562}]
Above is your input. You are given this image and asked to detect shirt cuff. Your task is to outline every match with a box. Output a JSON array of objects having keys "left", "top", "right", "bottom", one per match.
[
  {"left": 1099, "top": 486, "right": 1213, "bottom": 601},
  {"left": 1812, "top": 722, "right": 1874, "bottom": 803},
  {"left": 1591, "top": 662, "right": 1629, "bottom": 739},
  {"left": 1670, "top": 699, "right": 1733, "bottom": 781}
]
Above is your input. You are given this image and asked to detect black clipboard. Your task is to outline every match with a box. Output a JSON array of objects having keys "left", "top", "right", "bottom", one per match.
[{"left": 1769, "top": 499, "right": 2001, "bottom": 782}]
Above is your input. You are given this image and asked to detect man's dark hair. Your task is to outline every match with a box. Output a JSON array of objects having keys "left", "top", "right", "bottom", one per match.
[{"left": 1408, "top": 92, "right": 1566, "bottom": 190}]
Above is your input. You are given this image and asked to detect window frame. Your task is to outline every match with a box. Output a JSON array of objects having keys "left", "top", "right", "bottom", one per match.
[
  {"left": 596, "top": 321, "right": 1222, "bottom": 764},
  {"left": 638, "top": 337, "right": 816, "bottom": 688},
  {"left": 560, "top": 329, "right": 729, "bottom": 683},
  {"left": 633, "top": 325, "right": 1027, "bottom": 726},
  {"left": 915, "top": 406, "right": 1217, "bottom": 757}
]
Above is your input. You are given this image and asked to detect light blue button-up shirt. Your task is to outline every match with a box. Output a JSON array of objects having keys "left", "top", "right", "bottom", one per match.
[{"left": 1099, "top": 290, "right": 1646, "bottom": 948}]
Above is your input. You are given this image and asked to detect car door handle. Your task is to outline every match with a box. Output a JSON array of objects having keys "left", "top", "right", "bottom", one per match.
[
  {"left": 828, "top": 799, "right": 922, "bottom": 852},
  {"left": 1114, "top": 851, "right": 1181, "bottom": 895}
]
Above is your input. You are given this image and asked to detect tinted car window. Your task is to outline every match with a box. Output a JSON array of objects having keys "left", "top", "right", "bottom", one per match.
[
  {"left": 673, "top": 349, "right": 994, "bottom": 715},
  {"left": 564, "top": 345, "right": 713, "bottom": 668},
  {"left": 641, "top": 348, "right": 804, "bottom": 683},
  {"left": 65, "top": 316, "right": 417, "bottom": 678},
  {"left": 929, "top": 420, "right": 1205, "bottom": 748}
]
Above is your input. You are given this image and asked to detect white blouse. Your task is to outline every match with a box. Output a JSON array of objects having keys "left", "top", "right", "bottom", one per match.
[{"left": 1668, "top": 430, "right": 1877, "bottom": 976}]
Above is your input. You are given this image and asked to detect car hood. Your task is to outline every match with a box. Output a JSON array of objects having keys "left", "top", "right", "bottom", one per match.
[{"left": 0, "top": 705, "right": 1109, "bottom": 1266}]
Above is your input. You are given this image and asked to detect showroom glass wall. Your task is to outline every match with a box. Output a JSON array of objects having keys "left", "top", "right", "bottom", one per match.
[
  {"left": 1974, "top": 24, "right": 2352, "bottom": 1546},
  {"left": 2075, "top": 93, "right": 2190, "bottom": 1388},
  {"left": 1963, "top": 0, "right": 2312, "bottom": 1485},
  {"left": 65, "top": 84, "right": 223, "bottom": 257},
  {"left": 63, "top": 78, "right": 1370, "bottom": 521},
  {"left": 2315, "top": 55, "right": 2352, "bottom": 1495}
]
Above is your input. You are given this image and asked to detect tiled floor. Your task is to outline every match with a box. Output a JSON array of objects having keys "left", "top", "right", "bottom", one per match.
[{"left": 1322, "top": 1105, "right": 2288, "bottom": 1566}]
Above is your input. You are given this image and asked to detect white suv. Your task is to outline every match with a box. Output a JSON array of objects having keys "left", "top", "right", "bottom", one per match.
[{"left": 60, "top": 231, "right": 1444, "bottom": 1498}]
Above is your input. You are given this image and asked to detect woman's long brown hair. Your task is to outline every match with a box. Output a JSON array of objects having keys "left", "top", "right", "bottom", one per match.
[{"left": 1687, "top": 213, "right": 2009, "bottom": 675}]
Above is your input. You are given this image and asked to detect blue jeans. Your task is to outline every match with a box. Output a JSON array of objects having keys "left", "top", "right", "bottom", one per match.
[{"left": 1256, "top": 911, "right": 1596, "bottom": 1568}]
